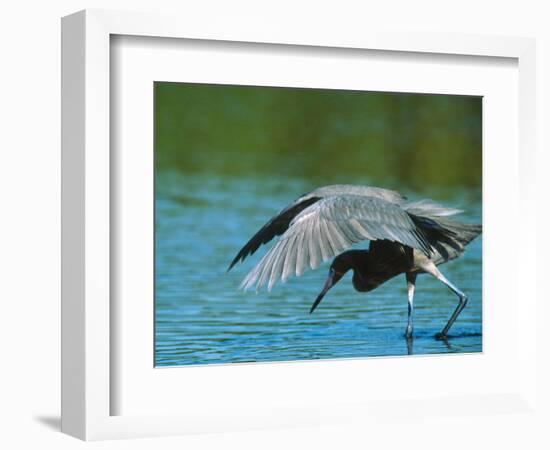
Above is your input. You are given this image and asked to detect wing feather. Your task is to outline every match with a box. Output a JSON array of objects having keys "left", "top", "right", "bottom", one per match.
[
  {"left": 318, "top": 219, "right": 333, "bottom": 261},
  {"left": 240, "top": 194, "right": 431, "bottom": 290},
  {"left": 308, "top": 218, "right": 322, "bottom": 268},
  {"left": 281, "top": 234, "right": 298, "bottom": 283},
  {"left": 295, "top": 227, "right": 308, "bottom": 276},
  {"left": 229, "top": 184, "right": 406, "bottom": 270},
  {"left": 265, "top": 238, "right": 290, "bottom": 291},
  {"left": 327, "top": 221, "right": 346, "bottom": 251}
]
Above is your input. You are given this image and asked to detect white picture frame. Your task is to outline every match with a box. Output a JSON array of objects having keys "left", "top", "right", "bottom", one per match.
[{"left": 61, "top": 9, "right": 537, "bottom": 441}]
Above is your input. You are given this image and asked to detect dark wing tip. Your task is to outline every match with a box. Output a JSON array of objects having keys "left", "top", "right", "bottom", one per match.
[
  {"left": 227, "top": 196, "right": 323, "bottom": 273},
  {"left": 227, "top": 236, "right": 264, "bottom": 271},
  {"left": 414, "top": 229, "right": 433, "bottom": 257},
  {"left": 407, "top": 214, "right": 435, "bottom": 257},
  {"left": 227, "top": 249, "right": 248, "bottom": 272},
  {"left": 226, "top": 258, "right": 239, "bottom": 272}
]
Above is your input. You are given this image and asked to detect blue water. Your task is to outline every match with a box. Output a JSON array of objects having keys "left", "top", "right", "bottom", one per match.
[{"left": 155, "top": 171, "right": 482, "bottom": 366}]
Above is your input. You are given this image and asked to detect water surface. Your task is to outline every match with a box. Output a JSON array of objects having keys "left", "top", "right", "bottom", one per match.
[{"left": 155, "top": 172, "right": 482, "bottom": 367}]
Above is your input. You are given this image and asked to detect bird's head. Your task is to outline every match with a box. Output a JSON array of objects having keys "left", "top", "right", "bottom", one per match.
[{"left": 309, "top": 252, "right": 357, "bottom": 314}]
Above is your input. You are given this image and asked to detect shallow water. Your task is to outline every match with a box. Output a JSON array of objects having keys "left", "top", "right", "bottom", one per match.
[{"left": 155, "top": 172, "right": 482, "bottom": 367}]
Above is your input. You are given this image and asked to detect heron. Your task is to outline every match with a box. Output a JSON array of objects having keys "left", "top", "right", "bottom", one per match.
[{"left": 228, "top": 184, "right": 481, "bottom": 339}]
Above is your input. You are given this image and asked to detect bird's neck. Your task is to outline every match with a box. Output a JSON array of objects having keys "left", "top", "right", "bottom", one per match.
[
  {"left": 350, "top": 250, "right": 394, "bottom": 292},
  {"left": 341, "top": 251, "right": 370, "bottom": 292},
  {"left": 352, "top": 268, "right": 370, "bottom": 292}
]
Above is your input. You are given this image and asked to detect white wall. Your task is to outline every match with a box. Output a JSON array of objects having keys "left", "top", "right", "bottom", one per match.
[{"left": 1, "top": 1, "right": 548, "bottom": 449}]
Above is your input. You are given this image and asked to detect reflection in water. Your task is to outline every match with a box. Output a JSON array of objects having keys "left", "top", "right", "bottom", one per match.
[
  {"left": 154, "top": 173, "right": 482, "bottom": 367},
  {"left": 436, "top": 334, "right": 454, "bottom": 352},
  {"left": 406, "top": 336, "right": 414, "bottom": 356}
]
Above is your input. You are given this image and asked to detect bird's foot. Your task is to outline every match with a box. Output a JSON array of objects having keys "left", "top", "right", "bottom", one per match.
[{"left": 435, "top": 332, "right": 448, "bottom": 341}]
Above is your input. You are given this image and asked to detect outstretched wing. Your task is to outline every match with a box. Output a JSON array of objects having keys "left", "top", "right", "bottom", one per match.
[
  {"left": 227, "top": 196, "right": 321, "bottom": 271},
  {"left": 228, "top": 184, "right": 406, "bottom": 271},
  {"left": 240, "top": 194, "right": 431, "bottom": 291}
]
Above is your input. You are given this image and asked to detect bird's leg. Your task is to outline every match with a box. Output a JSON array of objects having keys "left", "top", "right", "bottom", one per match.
[
  {"left": 405, "top": 272, "right": 417, "bottom": 338},
  {"left": 420, "top": 261, "right": 468, "bottom": 338},
  {"left": 436, "top": 274, "right": 468, "bottom": 338}
]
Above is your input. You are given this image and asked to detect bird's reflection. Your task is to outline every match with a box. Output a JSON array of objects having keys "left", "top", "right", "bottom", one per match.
[
  {"left": 437, "top": 334, "right": 453, "bottom": 351},
  {"left": 405, "top": 333, "right": 455, "bottom": 355},
  {"left": 406, "top": 336, "right": 413, "bottom": 355}
]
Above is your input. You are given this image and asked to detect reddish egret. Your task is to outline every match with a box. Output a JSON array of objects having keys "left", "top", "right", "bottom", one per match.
[{"left": 228, "top": 184, "right": 481, "bottom": 339}]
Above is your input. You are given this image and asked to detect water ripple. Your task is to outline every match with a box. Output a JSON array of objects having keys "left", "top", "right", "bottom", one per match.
[{"left": 155, "top": 173, "right": 482, "bottom": 366}]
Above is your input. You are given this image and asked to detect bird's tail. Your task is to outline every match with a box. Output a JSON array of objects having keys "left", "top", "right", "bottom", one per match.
[
  {"left": 405, "top": 199, "right": 463, "bottom": 217},
  {"left": 411, "top": 214, "right": 481, "bottom": 264},
  {"left": 405, "top": 199, "right": 481, "bottom": 246},
  {"left": 431, "top": 218, "right": 482, "bottom": 247}
]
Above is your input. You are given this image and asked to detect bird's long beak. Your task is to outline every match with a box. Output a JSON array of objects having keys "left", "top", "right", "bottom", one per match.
[{"left": 310, "top": 268, "right": 343, "bottom": 314}]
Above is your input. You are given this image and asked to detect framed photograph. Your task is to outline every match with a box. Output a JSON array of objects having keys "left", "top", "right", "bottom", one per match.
[
  {"left": 61, "top": 9, "right": 537, "bottom": 440},
  {"left": 153, "top": 81, "right": 483, "bottom": 366}
]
